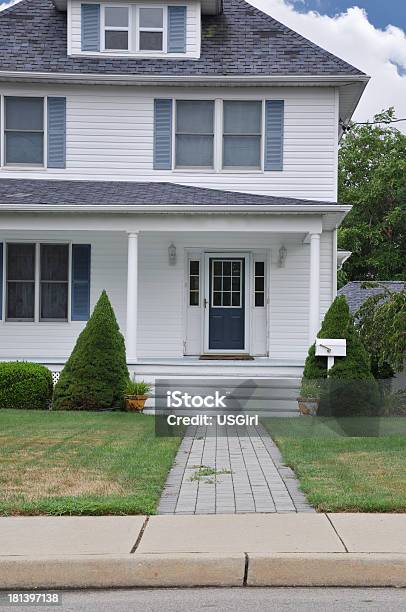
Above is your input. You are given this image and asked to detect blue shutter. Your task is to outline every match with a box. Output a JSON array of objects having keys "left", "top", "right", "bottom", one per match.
[
  {"left": 0, "top": 244, "right": 3, "bottom": 321},
  {"left": 168, "top": 6, "right": 187, "bottom": 53},
  {"left": 264, "top": 100, "right": 284, "bottom": 171},
  {"left": 153, "top": 99, "right": 173, "bottom": 170},
  {"left": 71, "top": 245, "right": 91, "bottom": 321},
  {"left": 47, "top": 97, "right": 66, "bottom": 169},
  {"left": 81, "top": 3, "right": 100, "bottom": 52}
]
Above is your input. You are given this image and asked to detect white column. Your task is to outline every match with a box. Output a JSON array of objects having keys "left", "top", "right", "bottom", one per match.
[
  {"left": 308, "top": 232, "right": 321, "bottom": 345},
  {"left": 126, "top": 232, "right": 139, "bottom": 362}
]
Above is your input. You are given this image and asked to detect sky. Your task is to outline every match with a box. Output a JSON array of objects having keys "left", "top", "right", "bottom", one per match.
[{"left": 1, "top": 0, "right": 405, "bottom": 130}]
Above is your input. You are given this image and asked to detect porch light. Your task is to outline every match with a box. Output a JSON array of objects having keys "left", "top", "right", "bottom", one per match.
[
  {"left": 168, "top": 243, "right": 177, "bottom": 265},
  {"left": 278, "top": 245, "right": 287, "bottom": 268}
]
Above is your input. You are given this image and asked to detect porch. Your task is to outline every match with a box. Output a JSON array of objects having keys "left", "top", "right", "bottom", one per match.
[{"left": 0, "top": 178, "right": 346, "bottom": 385}]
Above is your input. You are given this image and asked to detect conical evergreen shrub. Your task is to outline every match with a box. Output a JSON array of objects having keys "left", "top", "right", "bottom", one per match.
[
  {"left": 302, "top": 295, "right": 380, "bottom": 415},
  {"left": 53, "top": 291, "right": 129, "bottom": 410}
]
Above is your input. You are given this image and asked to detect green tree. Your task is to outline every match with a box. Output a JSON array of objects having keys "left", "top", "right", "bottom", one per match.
[
  {"left": 302, "top": 295, "right": 379, "bottom": 416},
  {"left": 356, "top": 283, "right": 406, "bottom": 376},
  {"left": 338, "top": 108, "right": 406, "bottom": 282},
  {"left": 53, "top": 291, "right": 129, "bottom": 411}
]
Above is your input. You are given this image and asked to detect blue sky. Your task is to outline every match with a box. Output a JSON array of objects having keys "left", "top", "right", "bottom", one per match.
[{"left": 291, "top": 1, "right": 405, "bottom": 30}]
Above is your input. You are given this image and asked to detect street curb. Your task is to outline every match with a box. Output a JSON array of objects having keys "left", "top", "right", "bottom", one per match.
[
  {"left": 247, "top": 553, "right": 406, "bottom": 587},
  {"left": 0, "top": 554, "right": 245, "bottom": 589},
  {"left": 1, "top": 553, "right": 406, "bottom": 588}
]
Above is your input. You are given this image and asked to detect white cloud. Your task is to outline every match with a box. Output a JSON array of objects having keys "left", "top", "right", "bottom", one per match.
[
  {"left": 0, "top": 0, "right": 22, "bottom": 11},
  {"left": 249, "top": 0, "right": 406, "bottom": 131}
]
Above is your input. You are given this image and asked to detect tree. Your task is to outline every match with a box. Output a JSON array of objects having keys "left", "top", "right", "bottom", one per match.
[
  {"left": 356, "top": 283, "right": 406, "bottom": 376},
  {"left": 53, "top": 291, "right": 129, "bottom": 410},
  {"left": 338, "top": 108, "right": 406, "bottom": 283},
  {"left": 302, "top": 295, "right": 379, "bottom": 416}
]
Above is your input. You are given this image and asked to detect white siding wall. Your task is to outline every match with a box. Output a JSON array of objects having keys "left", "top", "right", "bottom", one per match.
[
  {"left": 0, "top": 84, "right": 338, "bottom": 201},
  {"left": 69, "top": 0, "right": 201, "bottom": 58},
  {"left": 0, "top": 231, "right": 127, "bottom": 360},
  {"left": 0, "top": 230, "right": 333, "bottom": 362}
]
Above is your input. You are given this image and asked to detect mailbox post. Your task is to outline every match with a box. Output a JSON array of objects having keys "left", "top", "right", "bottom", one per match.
[{"left": 315, "top": 338, "right": 347, "bottom": 371}]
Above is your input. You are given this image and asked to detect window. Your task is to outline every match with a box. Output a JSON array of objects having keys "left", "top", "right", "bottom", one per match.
[
  {"left": 223, "top": 101, "right": 262, "bottom": 169},
  {"left": 40, "top": 244, "right": 69, "bottom": 321},
  {"left": 6, "top": 244, "right": 36, "bottom": 321},
  {"left": 212, "top": 260, "right": 242, "bottom": 308},
  {"left": 104, "top": 6, "right": 129, "bottom": 50},
  {"left": 4, "top": 97, "right": 44, "bottom": 165},
  {"left": 175, "top": 100, "right": 214, "bottom": 168},
  {"left": 189, "top": 260, "right": 200, "bottom": 306},
  {"left": 6, "top": 243, "right": 69, "bottom": 322},
  {"left": 138, "top": 7, "right": 164, "bottom": 51},
  {"left": 254, "top": 261, "right": 265, "bottom": 307}
]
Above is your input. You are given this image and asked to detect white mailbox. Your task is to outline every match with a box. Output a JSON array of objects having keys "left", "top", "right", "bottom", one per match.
[{"left": 315, "top": 338, "right": 347, "bottom": 370}]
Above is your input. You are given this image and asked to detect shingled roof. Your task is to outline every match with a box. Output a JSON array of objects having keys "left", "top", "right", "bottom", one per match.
[
  {"left": 0, "top": 178, "right": 342, "bottom": 207},
  {"left": 0, "top": 0, "right": 365, "bottom": 76},
  {"left": 338, "top": 281, "right": 405, "bottom": 314}
]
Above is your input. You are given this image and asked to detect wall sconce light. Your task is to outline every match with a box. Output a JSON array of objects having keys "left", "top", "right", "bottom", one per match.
[
  {"left": 278, "top": 245, "right": 287, "bottom": 268},
  {"left": 168, "top": 243, "right": 177, "bottom": 266}
]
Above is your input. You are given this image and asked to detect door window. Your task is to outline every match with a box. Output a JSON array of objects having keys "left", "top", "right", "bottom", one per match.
[{"left": 211, "top": 259, "right": 242, "bottom": 308}]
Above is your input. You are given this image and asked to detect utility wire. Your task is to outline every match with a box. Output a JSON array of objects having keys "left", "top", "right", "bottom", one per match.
[{"left": 340, "top": 118, "right": 406, "bottom": 132}]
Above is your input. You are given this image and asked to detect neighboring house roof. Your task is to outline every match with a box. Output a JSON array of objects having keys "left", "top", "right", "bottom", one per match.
[
  {"left": 338, "top": 281, "right": 405, "bottom": 314},
  {"left": 0, "top": 0, "right": 365, "bottom": 76},
  {"left": 0, "top": 178, "right": 343, "bottom": 207}
]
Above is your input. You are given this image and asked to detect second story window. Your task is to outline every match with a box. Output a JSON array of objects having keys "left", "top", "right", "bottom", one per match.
[
  {"left": 103, "top": 6, "right": 130, "bottom": 51},
  {"left": 223, "top": 101, "right": 262, "bottom": 169},
  {"left": 138, "top": 7, "right": 165, "bottom": 51},
  {"left": 4, "top": 97, "right": 44, "bottom": 166},
  {"left": 175, "top": 100, "right": 215, "bottom": 168}
]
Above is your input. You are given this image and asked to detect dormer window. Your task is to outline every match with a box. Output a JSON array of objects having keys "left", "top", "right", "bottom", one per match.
[
  {"left": 80, "top": 3, "right": 189, "bottom": 57},
  {"left": 138, "top": 7, "right": 165, "bottom": 52},
  {"left": 103, "top": 6, "right": 130, "bottom": 51}
]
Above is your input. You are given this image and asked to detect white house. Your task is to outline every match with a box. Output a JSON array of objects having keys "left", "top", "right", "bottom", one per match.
[{"left": 0, "top": 0, "right": 369, "bottom": 385}]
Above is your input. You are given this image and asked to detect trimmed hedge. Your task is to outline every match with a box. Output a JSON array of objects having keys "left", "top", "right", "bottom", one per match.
[
  {"left": 52, "top": 290, "right": 129, "bottom": 411},
  {"left": 0, "top": 362, "right": 53, "bottom": 410}
]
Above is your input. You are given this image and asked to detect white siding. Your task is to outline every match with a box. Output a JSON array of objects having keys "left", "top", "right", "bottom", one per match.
[
  {"left": 0, "top": 231, "right": 127, "bottom": 360},
  {"left": 0, "top": 85, "right": 338, "bottom": 201},
  {"left": 69, "top": 0, "right": 201, "bottom": 58},
  {"left": 0, "top": 230, "right": 333, "bottom": 362}
]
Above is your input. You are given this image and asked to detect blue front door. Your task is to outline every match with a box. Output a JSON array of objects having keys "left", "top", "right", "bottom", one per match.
[{"left": 208, "top": 258, "right": 245, "bottom": 351}]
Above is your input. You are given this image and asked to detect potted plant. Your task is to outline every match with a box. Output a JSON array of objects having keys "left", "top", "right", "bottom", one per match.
[
  {"left": 297, "top": 379, "right": 321, "bottom": 416},
  {"left": 124, "top": 379, "right": 151, "bottom": 412}
]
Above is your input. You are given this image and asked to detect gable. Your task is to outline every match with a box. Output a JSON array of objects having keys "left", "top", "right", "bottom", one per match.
[{"left": 0, "top": 0, "right": 365, "bottom": 76}]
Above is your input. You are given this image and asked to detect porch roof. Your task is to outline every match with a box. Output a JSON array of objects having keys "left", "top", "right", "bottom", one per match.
[{"left": 0, "top": 178, "right": 344, "bottom": 209}]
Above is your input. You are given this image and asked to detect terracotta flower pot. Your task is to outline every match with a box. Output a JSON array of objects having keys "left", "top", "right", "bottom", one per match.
[
  {"left": 297, "top": 397, "right": 319, "bottom": 416},
  {"left": 125, "top": 395, "right": 148, "bottom": 412}
]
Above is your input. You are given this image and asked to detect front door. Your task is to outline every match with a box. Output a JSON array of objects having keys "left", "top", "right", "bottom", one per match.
[{"left": 208, "top": 257, "right": 245, "bottom": 351}]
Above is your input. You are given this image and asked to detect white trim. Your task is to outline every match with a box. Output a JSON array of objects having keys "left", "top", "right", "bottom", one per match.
[
  {"left": 308, "top": 232, "right": 320, "bottom": 344},
  {"left": 203, "top": 251, "right": 250, "bottom": 354},
  {"left": 126, "top": 231, "right": 139, "bottom": 361},
  {"left": 1, "top": 240, "right": 5, "bottom": 322},
  {"left": 332, "top": 228, "right": 338, "bottom": 298},
  {"left": 0, "top": 72, "right": 371, "bottom": 85}
]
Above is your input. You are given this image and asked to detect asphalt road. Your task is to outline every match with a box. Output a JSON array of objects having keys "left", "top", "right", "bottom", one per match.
[{"left": 4, "top": 588, "right": 406, "bottom": 611}]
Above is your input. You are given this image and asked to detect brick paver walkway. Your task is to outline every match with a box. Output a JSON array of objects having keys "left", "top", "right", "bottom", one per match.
[{"left": 158, "top": 423, "right": 314, "bottom": 514}]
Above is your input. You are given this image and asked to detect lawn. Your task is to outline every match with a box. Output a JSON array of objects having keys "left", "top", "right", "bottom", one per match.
[
  {"left": 262, "top": 417, "right": 406, "bottom": 513},
  {"left": 0, "top": 410, "right": 181, "bottom": 516}
]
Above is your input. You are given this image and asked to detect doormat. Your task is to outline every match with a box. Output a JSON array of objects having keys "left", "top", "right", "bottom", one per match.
[{"left": 199, "top": 354, "right": 255, "bottom": 361}]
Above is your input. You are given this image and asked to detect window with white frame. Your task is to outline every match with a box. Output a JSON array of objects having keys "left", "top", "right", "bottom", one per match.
[
  {"left": 4, "top": 97, "right": 44, "bottom": 166},
  {"left": 138, "top": 6, "right": 165, "bottom": 51},
  {"left": 223, "top": 101, "right": 262, "bottom": 169},
  {"left": 189, "top": 260, "right": 200, "bottom": 306},
  {"left": 6, "top": 243, "right": 69, "bottom": 322},
  {"left": 103, "top": 6, "right": 130, "bottom": 50},
  {"left": 175, "top": 100, "right": 215, "bottom": 168}
]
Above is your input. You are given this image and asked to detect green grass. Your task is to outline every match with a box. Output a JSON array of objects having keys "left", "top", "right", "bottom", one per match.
[
  {"left": 0, "top": 409, "right": 181, "bottom": 516},
  {"left": 262, "top": 417, "right": 406, "bottom": 513}
]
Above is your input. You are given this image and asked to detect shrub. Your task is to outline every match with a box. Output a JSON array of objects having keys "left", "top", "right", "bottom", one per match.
[
  {"left": 302, "top": 295, "right": 380, "bottom": 415},
  {"left": 0, "top": 362, "right": 53, "bottom": 410},
  {"left": 53, "top": 291, "right": 129, "bottom": 411}
]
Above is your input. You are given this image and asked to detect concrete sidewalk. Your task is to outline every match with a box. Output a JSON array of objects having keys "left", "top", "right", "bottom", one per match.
[{"left": 0, "top": 514, "right": 405, "bottom": 588}]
